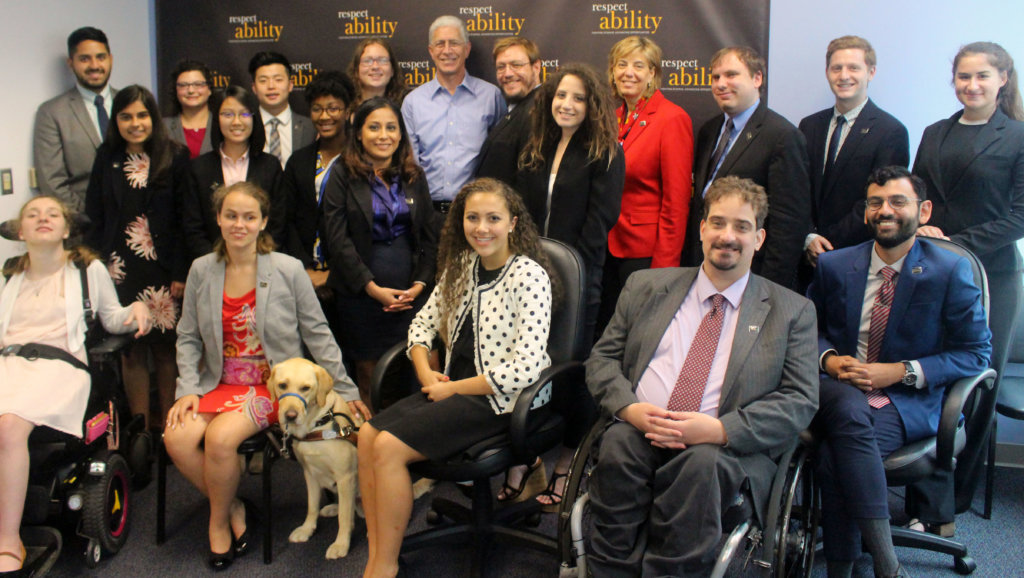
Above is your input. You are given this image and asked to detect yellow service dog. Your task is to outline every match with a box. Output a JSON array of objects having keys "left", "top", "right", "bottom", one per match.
[{"left": 268, "top": 358, "right": 359, "bottom": 559}]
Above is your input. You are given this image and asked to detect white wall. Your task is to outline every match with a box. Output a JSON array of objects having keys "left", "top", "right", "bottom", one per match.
[{"left": 0, "top": 0, "right": 155, "bottom": 262}]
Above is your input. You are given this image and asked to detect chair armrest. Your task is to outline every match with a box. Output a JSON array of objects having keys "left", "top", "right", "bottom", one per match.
[
  {"left": 87, "top": 334, "right": 134, "bottom": 360},
  {"left": 369, "top": 341, "right": 409, "bottom": 414},
  {"left": 936, "top": 368, "right": 997, "bottom": 469},
  {"left": 509, "top": 360, "right": 584, "bottom": 460}
]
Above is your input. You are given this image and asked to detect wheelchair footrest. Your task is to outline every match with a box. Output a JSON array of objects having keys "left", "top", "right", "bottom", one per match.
[{"left": 22, "top": 525, "right": 62, "bottom": 578}]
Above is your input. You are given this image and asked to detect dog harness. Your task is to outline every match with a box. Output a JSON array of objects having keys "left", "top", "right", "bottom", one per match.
[{"left": 277, "top": 394, "right": 358, "bottom": 459}]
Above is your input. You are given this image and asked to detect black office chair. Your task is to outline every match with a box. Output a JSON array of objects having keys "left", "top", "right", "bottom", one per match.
[
  {"left": 854, "top": 238, "right": 995, "bottom": 574},
  {"left": 983, "top": 277, "right": 1024, "bottom": 519},
  {"left": 155, "top": 427, "right": 283, "bottom": 564},
  {"left": 369, "top": 237, "right": 587, "bottom": 577}
]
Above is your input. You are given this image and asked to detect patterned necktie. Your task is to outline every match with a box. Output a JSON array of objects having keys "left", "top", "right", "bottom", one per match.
[
  {"left": 267, "top": 117, "right": 282, "bottom": 163},
  {"left": 667, "top": 294, "right": 726, "bottom": 412},
  {"left": 865, "top": 266, "right": 897, "bottom": 408},
  {"left": 705, "top": 118, "right": 735, "bottom": 193},
  {"left": 823, "top": 114, "right": 846, "bottom": 181},
  {"left": 94, "top": 94, "right": 108, "bottom": 139}
]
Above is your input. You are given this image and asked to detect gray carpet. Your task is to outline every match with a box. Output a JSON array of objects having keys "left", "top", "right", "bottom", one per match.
[{"left": 35, "top": 453, "right": 1024, "bottom": 577}]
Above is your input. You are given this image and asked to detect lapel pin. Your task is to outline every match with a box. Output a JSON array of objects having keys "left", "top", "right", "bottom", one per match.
[
  {"left": 406, "top": 197, "right": 414, "bottom": 204},
  {"left": 912, "top": 266, "right": 923, "bottom": 274},
  {"left": 746, "top": 133, "right": 753, "bottom": 140},
  {"left": 639, "top": 120, "right": 647, "bottom": 127},
  {"left": 748, "top": 325, "right": 759, "bottom": 333},
  {"left": 112, "top": 163, "right": 119, "bottom": 168},
  {"left": 861, "top": 127, "right": 871, "bottom": 134},
  {"left": 259, "top": 282, "right": 268, "bottom": 288}
]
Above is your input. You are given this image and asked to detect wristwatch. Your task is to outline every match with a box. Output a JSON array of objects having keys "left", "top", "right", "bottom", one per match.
[{"left": 901, "top": 361, "right": 918, "bottom": 387}]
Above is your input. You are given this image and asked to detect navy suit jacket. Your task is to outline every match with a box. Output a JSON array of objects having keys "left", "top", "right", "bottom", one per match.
[
  {"left": 808, "top": 239, "right": 991, "bottom": 442},
  {"left": 476, "top": 87, "right": 537, "bottom": 187},
  {"left": 799, "top": 99, "right": 909, "bottom": 249}
]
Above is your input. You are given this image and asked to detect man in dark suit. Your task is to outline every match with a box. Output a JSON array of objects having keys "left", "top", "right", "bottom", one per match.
[
  {"left": 685, "top": 46, "right": 811, "bottom": 291},
  {"left": 249, "top": 51, "right": 315, "bottom": 168},
  {"left": 33, "top": 27, "right": 116, "bottom": 213},
  {"left": 808, "top": 166, "right": 990, "bottom": 577},
  {"left": 799, "top": 36, "right": 909, "bottom": 272},
  {"left": 475, "top": 37, "right": 541, "bottom": 187},
  {"left": 586, "top": 176, "right": 818, "bottom": 576}
]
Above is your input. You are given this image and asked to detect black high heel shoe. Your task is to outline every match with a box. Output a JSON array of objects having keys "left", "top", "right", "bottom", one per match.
[
  {"left": 208, "top": 545, "right": 235, "bottom": 571},
  {"left": 232, "top": 497, "right": 258, "bottom": 557},
  {"left": 496, "top": 459, "right": 547, "bottom": 503}
]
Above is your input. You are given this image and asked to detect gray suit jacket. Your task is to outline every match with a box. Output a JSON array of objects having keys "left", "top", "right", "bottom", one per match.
[
  {"left": 164, "top": 113, "right": 213, "bottom": 157},
  {"left": 33, "top": 87, "right": 117, "bottom": 212},
  {"left": 175, "top": 251, "right": 358, "bottom": 401},
  {"left": 586, "top": 267, "right": 819, "bottom": 513}
]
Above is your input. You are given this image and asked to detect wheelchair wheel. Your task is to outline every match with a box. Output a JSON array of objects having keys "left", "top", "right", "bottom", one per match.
[
  {"left": 557, "top": 420, "right": 604, "bottom": 572},
  {"left": 773, "top": 447, "right": 818, "bottom": 577},
  {"left": 82, "top": 453, "right": 131, "bottom": 559}
]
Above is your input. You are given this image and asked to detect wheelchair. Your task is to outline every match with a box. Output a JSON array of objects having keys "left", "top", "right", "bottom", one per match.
[
  {"left": 556, "top": 420, "right": 818, "bottom": 578},
  {"left": 20, "top": 331, "right": 152, "bottom": 574}
]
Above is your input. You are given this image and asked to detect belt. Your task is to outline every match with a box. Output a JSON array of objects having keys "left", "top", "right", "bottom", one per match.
[
  {"left": 1, "top": 343, "right": 89, "bottom": 372},
  {"left": 432, "top": 200, "right": 452, "bottom": 214}
]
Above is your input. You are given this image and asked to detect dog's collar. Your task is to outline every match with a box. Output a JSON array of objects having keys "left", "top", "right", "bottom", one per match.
[{"left": 277, "top": 392, "right": 308, "bottom": 409}]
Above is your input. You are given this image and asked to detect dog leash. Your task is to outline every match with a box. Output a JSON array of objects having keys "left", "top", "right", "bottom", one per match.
[{"left": 278, "top": 404, "right": 359, "bottom": 460}]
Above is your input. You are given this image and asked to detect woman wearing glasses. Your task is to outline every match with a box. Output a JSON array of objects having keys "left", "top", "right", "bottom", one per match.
[
  {"left": 347, "top": 38, "right": 408, "bottom": 107},
  {"left": 186, "top": 86, "right": 284, "bottom": 263},
  {"left": 164, "top": 59, "right": 214, "bottom": 159}
]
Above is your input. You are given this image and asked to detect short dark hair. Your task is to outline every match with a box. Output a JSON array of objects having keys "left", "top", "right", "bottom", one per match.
[
  {"left": 865, "top": 166, "right": 927, "bottom": 201},
  {"left": 304, "top": 70, "right": 355, "bottom": 108},
  {"left": 67, "top": 26, "right": 109, "bottom": 57},
  {"left": 703, "top": 176, "right": 769, "bottom": 229},
  {"left": 248, "top": 51, "right": 291, "bottom": 80},
  {"left": 168, "top": 58, "right": 213, "bottom": 115}
]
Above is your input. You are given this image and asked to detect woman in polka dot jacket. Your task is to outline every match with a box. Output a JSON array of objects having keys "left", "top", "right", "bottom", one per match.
[{"left": 356, "top": 178, "right": 555, "bottom": 578}]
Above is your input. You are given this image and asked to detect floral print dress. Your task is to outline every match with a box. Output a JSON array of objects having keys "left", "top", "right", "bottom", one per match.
[{"left": 107, "top": 153, "right": 179, "bottom": 343}]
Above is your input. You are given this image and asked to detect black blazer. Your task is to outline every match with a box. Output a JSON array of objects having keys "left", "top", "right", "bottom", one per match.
[
  {"left": 799, "top": 98, "right": 909, "bottom": 250},
  {"left": 186, "top": 149, "right": 284, "bottom": 261},
  {"left": 322, "top": 167, "right": 438, "bottom": 296},
  {"left": 84, "top": 143, "right": 191, "bottom": 281},
  {"left": 514, "top": 132, "right": 625, "bottom": 269},
  {"left": 280, "top": 142, "right": 330, "bottom": 271},
  {"left": 687, "top": 102, "right": 811, "bottom": 289},
  {"left": 476, "top": 88, "right": 538, "bottom": 187},
  {"left": 913, "top": 108, "right": 1024, "bottom": 274}
]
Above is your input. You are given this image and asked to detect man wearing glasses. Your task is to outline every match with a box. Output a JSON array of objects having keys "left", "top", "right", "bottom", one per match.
[
  {"left": 807, "top": 166, "right": 991, "bottom": 577},
  {"left": 476, "top": 37, "right": 542, "bottom": 187},
  {"left": 401, "top": 15, "right": 505, "bottom": 213}
]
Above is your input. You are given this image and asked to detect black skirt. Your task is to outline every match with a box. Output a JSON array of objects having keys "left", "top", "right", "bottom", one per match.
[{"left": 369, "top": 392, "right": 509, "bottom": 461}]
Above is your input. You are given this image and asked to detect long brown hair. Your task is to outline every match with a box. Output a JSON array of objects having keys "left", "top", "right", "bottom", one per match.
[
  {"left": 210, "top": 182, "right": 276, "bottom": 260},
  {"left": 106, "top": 84, "right": 179, "bottom": 185},
  {"left": 520, "top": 63, "right": 620, "bottom": 171},
  {"left": 3, "top": 196, "right": 98, "bottom": 277},
  {"left": 954, "top": 42, "right": 1024, "bottom": 121},
  {"left": 342, "top": 97, "right": 422, "bottom": 183},
  {"left": 435, "top": 178, "right": 555, "bottom": 342}
]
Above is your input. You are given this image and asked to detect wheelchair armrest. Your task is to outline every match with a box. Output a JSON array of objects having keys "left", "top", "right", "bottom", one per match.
[
  {"left": 935, "top": 368, "right": 997, "bottom": 469},
  {"left": 369, "top": 341, "right": 409, "bottom": 414},
  {"left": 509, "top": 360, "right": 584, "bottom": 460},
  {"left": 87, "top": 333, "right": 134, "bottom": 360}
]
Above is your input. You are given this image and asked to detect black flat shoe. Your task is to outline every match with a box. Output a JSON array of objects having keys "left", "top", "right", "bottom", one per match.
[
  {"left": 208, "top": 547, "right": 234, "bottom": 571},
  {"left": 233, "top": 497, "right": 259, "bottom": 557}
]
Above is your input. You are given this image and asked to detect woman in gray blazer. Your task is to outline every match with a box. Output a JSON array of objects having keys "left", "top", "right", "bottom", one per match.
[
  {"left": 163, "top": 181, "right": 367, "bottom": 571},
  {"left": 163, "top": 59, "right": 214, "bottom": 159}
]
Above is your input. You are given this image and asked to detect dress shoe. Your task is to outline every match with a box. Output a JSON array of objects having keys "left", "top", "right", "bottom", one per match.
[
  {"left": 208, "top": 546, "right": 234, "bottom": 571},
  {"left": 905, "top": 518, "right": 955, "bottom": 537}
]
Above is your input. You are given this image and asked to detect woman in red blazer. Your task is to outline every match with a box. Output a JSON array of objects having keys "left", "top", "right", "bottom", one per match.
[{"left": 598, "top": 36, "right": 694, "bottom": 333}]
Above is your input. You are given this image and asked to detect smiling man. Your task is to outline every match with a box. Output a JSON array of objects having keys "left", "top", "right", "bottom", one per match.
[
  {"left": 401, "top": 15, "right": 505, "bottom": 212},
  {"left": 586, "top": 176, "right": 818, "bottom": 576},
  {"left": 799, "top": 36, "right": 909, "bottom": 276},
  {"left": 685, "top": 46, "right": 810, "bottom": 292},
  {"left": 33, "top": 27, "right": 116, "bottom": 213},
  {"left": 476, "top": 37, "right": 542, "bottom": 186},
  {"left": 249, "top": 51, "right": 315, "bottom": 168}
]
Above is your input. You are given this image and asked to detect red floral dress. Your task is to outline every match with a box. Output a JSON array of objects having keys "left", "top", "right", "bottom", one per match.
[{"left": 196, "top": 289, "right": 277, "bottom": 428}]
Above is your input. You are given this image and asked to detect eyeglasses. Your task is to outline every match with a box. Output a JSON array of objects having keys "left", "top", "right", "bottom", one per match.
[
  {"left": 360, "top": 56, "right": 390, "bottom": 67},
  {"left": 219, "top": 111, "right": 253, "bottom": 120},
  {"left": 863, "top": 195, "right": 922, "bottom": 211},
  {"left": 310, "top": 105, "right": 345, "bottom": 116},
  {"left": 496, "top": 61, "right": 530, "bottom": 73},
  {"left": 176, "top": 81, "right": 209, "bottom": 89},
  {"left": 430, "top": 39, "right": 465, "bottom": 50}
]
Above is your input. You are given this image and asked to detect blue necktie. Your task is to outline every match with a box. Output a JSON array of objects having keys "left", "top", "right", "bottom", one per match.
[{"left": 94, "top": 94, "right": 108, "bottom": 139}]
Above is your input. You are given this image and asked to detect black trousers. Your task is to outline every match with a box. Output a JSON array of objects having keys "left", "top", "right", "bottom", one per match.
[{"left": 588, "top": 421, "right": 752, "bottom": 577}]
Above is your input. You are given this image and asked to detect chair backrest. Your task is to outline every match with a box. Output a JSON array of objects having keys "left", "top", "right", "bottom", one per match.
[
  {"left": 540, "top": 237, "right": 587, "bottom": 365},
  {"left": 1008, "top": 277, "right": 1024, "bottom": 364},
  {"left": 919, "top": 237, "right": 989, "bottom": 316}
]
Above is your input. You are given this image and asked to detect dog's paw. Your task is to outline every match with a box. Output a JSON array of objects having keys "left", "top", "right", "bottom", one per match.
[
  {"left": 325, "top": 540, "right": 351, "bottom": 559},
  {"left": 411, "top": 478, "right": 436, "bottom": 500},
  {"left": 289, "top": 524, "right": 316, "bottom": 543},
  {"left": 319, "top": 504, "right": 338, "bottom": 517}
]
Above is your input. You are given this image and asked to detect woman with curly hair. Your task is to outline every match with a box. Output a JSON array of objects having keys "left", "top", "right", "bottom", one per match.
[
  {"left": 358, "top": 178, "right": 553, "bottom": 578},
  {"left": 347, "top": 38, "right": 408, "bottom": 107},
  {"left": 84, "top": 84, "right": 190, "bottom": 430},
  {"left": 164, "top": 58, "right": 214, "bottom": 159}
]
